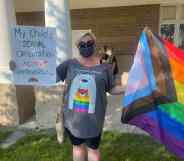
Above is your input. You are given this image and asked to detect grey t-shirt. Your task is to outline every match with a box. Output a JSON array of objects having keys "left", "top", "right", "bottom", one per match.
[{"left": 57, "top": 59, "right": 115, "bottom": 138}]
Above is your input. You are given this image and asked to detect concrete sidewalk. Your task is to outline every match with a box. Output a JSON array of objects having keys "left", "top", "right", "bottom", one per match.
[
  {"left": 104, "top": 95, "right": 146, "bottom": 134},
  {"left": 25, "top": 94, "right": 146, "bottom": 134}
]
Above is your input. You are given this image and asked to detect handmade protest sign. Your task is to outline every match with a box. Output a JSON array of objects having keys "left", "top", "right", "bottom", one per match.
[{"left": 11, "top": 26, "right": 56, "bottom": 86}]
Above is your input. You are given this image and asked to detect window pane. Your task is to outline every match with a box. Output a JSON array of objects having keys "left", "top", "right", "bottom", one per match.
[
  {"left": 161, "top": 6, "right": 176, "bottom": 20},
  {"left": 160, "top": 24, "right": 175, "bottom": 43},
  {"left": 178, "top": 24, "right": 184, "bottom": 50}
]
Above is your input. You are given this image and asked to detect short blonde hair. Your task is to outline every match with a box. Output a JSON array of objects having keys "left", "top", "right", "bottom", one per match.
[{"left": 76, "top": 32, "right": 96, "bottom": 47}]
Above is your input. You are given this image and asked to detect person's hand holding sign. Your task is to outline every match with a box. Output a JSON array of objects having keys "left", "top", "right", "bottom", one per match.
[{"left": 9, "top": 60, "right": 16, "bottom": 71}]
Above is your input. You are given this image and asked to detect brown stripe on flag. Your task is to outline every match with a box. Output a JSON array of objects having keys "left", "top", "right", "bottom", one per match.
[
  {"left": 146, "top": 30, "right": 177, "bottom": 101},
  {"left": 121, "top": 90, "right": 176, "bottom": 123}
]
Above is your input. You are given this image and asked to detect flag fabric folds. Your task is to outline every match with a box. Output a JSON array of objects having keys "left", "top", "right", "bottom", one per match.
[{"left": 121, "top": 28, "right": 184, "bottom": 160}]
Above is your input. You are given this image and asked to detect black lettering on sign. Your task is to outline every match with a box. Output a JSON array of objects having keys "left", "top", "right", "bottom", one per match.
[
  {"left": 14, "top": 28, "right": 26, "bottom": 40},
  {"left": 29, "top": 28, "right": 50, "bottom": 39},
  {"left": 22, "top": 40, "right": 46, "bottom": 48}
]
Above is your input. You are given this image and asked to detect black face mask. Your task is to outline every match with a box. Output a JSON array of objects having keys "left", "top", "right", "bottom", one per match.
[{"left": 78, "top": 40, "right": 95, "bottom": 57}]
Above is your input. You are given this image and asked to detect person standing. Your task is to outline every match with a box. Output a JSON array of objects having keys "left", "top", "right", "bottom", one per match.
[
  {"left": 57, "top": 33, "right": 124, "bottom": 161},
  {"left": 100, "top": 46, "right": 119, "bottom": 78}
]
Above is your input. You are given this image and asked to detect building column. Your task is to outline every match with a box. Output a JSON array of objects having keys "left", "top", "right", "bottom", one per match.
[
  {"left": 0, "top": 0, "right": 19, "bottom": 126},
  {"left": 45, "top": 0, "right": 72, "bottom": 63},
  {"left": 35, "top": 0, "right": 72, "bottom": 129}
]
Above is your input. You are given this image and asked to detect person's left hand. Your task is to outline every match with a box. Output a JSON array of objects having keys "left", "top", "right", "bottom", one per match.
[
  {"left": 121, "top": 72, "right": 128, "bottom": 87},
  {"left": 9, "top": 60, "right": 16, "bottom": 71}
]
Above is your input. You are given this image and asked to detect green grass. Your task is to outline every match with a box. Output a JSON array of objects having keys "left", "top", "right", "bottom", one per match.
[
  {"left": 0, "top": 130, "right": 12, "bottom": 143},
  {"left": 0, "top": 131, "right": 182, "bottom": 161}
]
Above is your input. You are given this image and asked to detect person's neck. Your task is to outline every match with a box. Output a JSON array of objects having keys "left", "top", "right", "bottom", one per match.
[{"left": 79, "top": 55, "right": 99, "bottom": 67}]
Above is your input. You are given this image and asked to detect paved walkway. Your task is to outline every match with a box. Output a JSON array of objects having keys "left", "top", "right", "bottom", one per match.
[
  {"left": 0, "top": 130, "right": 26, "bottom": 149},
  {"left": 104, "top": 95, "right": 146, "bottom": 134},
  {"left": 22, "top": 94, "right": 146, "bottom": 134}
]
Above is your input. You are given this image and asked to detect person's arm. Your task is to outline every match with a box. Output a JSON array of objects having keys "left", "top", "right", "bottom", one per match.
[
  {"left": 109, "top": 85, "right": 125, "bottom": 95},
  {"left": 112, "top": 61, "right": 116, "bottom": 73},
  {"left": 108, "top": 72, "right": 128, "bottom": 95},
  {"left": 105, "top": 64, "right": 124, "bottom": 95},
  {"left": 112, "top": 56, "right": 118, "bottom": 74}
]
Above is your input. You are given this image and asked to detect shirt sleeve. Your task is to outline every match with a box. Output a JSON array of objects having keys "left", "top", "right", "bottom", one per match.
[
  {"left": 105, "top": 64, "right": 115, "bottom": 92},
  {"left": 56, "top": 60, "right": 69, "bottom": 82}
]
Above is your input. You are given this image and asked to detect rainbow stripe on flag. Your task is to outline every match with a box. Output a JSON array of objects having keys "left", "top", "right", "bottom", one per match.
[{"left": 121, "top": 28, "right": 184, "bottom": 160}]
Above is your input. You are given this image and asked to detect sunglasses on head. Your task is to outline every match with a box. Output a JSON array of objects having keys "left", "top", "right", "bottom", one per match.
[{"left": 78, "top": 40, "right": 95, "bottom": 48}]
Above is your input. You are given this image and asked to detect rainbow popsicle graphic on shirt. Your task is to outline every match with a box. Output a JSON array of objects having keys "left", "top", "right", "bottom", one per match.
[
  {"left": 68, "top": 74, "right": 96, "bottom": 114},
  {"left": 73, "top": 79, "right": 90, "bottom": 113}
]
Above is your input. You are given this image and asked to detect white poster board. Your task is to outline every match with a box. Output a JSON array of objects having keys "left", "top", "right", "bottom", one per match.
[
  {"left": 11, "top": 26, "right": 56, "bottom": 86},
  {"left": 72, "top": 30, "right": 91, "bottom": 58}
]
